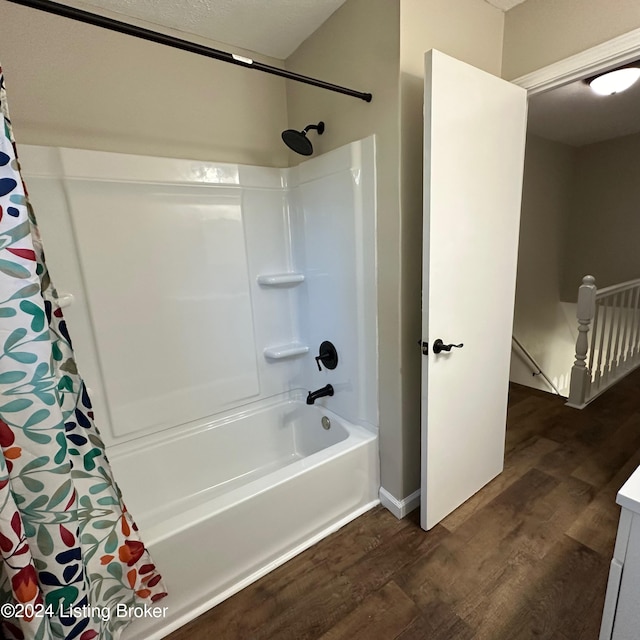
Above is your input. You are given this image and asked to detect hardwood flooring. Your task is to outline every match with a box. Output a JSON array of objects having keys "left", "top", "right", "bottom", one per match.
[{"left": 165, "top": 369, "right": 640, "bottom": 640}]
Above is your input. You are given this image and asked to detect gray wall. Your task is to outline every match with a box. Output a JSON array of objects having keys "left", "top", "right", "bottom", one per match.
[
  {"left": 511, "top": 134, "right": 577, "bottom": 395},
  {"left": 503, "top": 0, "right": 640, "bottom": 79},
  {"left": 0, "top": 2, "right": 289, "bottom": 166},
  {"left": 564, "top": 132, "right": 640, "bottom": 297},
  {"left": 398, "top": 0, "right": 504, "bottom": 499},
  {"left": 286, "top": 0, "right": 404, "bottom": 498},
  {"left": 1, "top": 0, "right": 508, "bottom": 507},
  {"left": 513, "top": 130, "right": 640, "bottom": 395},
  {"left": 287, "top": 0, "right": 507, "bottom": 503},
  {"left": 7, "top": 0, "right": 640, "bottom": 505},
  {"left": 505, "top": 0, "right": 640, "bottom": 395}
]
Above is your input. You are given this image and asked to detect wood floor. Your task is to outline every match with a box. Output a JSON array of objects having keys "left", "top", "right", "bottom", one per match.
[{"left": 166, "top": 369, "right": 640, "bottom": 640}]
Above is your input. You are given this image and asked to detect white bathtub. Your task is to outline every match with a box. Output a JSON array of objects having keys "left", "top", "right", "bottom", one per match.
[{"left": 111, "top": 398, "right": 379, "bottom": 640}]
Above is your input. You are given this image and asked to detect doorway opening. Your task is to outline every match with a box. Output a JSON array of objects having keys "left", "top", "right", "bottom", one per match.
[{"left": 511, "top": 39, "right": 640, "bottom": 405}]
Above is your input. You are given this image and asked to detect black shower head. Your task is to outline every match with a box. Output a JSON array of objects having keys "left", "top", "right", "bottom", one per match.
[{"left": 281, "top": 121, "right": 325, "bottom": 156}]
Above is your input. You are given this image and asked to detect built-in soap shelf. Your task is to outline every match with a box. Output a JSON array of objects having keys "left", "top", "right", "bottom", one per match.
[
  {"left": 263, "top": 343, "right": 309, "bottom": 360},
  {"left": 257, "top": 273, "right": 305, "bottom": 287}
]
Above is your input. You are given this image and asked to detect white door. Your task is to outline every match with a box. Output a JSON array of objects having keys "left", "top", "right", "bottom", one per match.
[{"left": 420, "top": 50, "right": 528, "bottom": 531}]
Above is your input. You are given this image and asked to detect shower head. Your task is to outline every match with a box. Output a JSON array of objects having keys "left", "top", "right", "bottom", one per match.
[{"left": 281, "top": 121, "right": 325, "bottom": 156}]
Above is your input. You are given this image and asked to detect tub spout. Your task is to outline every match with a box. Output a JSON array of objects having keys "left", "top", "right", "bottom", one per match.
[{"left": 306, "top": 384, "right": 334, "bottom": 405}]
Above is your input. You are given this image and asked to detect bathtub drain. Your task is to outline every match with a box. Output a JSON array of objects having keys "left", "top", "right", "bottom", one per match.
[{"left": 321, "top": 416, "right": 331, "bottom": 430}]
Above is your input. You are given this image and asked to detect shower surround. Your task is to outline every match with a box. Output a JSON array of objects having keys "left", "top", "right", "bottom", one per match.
[{"left": 18, "top": 138, "right": 379, "bottom": 639}]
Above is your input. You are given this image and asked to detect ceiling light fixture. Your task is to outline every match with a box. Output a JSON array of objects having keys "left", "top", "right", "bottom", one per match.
[{"left": 588, "top": 67, "right": 640, "bottom": 96}]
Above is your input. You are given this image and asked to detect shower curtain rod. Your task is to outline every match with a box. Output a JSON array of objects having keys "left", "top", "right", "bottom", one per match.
[{"left": 7, "top": 0, "right": 373, "bottom": 103}]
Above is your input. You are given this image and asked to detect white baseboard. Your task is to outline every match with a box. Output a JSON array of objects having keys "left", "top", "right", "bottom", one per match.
[{"left": 379, "top": 487, "right": 420, "bottom": 519}]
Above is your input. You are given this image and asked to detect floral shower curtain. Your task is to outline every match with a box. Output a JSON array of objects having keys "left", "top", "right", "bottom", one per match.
[{"left": 0, "top": 66, "right": 166, "bottom": 639}]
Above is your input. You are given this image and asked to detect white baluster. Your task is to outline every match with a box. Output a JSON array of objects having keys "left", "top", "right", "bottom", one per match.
[
  {"left": 604, "top": 292, "right": 617, "bottom": 384},
  {"left": 588, "top": 301, "right": 599, "bottom": 384},
  {"left": 612, "top": 292, "right": 623, "bottom": 377},
  {"left": 622, "top": 288, "right": 632, "bottom": 370},
  {"left": 632, "top": 287, "right": 640, "bottom": 363},
  {"left": 595, "top": 297, "right": 608, "bottom": 390},
  {"left": 567, "top": 275, "right": 597, "bottom": 408}
]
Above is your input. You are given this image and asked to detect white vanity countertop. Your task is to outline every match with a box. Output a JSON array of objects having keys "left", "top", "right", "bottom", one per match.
[{"left": 618, "top": 465, "right": 640, "bottom": 514}]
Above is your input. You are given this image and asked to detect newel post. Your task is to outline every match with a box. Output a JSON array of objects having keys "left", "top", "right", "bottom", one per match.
[{"left": 567, "top": 275, "right": 597, "bottom": 408}]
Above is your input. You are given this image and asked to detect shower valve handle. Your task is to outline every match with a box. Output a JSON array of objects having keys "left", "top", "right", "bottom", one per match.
[{"left": 315, "top": 341, "right": 338, "bottom": 371}]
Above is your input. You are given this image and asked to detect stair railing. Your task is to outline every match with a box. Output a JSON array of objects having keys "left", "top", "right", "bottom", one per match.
[
  {"left": 567, "top": 275, "right": 640, "bottom": 409},
  {"left": 512, "top": 335, "right": 561, "bottom": 396}
]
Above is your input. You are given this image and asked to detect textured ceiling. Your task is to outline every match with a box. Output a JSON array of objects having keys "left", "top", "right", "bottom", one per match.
[
  {"left": 528, "top": 74, "right": 640, "bottom": 147},
  {"left": 59, "top": 0, "right": 348, "bottom": 59},
  {"left": 57, "top": 0, "right": 528, "bottom": 58},
  {"left": 484, "top": 0, "right": 528, "bottom": 10}
]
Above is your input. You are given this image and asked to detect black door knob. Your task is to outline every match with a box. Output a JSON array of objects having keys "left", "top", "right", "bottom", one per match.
[{"left": 432, "top": 338, "right": 464, "bottom": 354}]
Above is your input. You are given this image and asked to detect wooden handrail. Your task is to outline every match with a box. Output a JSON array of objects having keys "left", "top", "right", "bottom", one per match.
[{"left": 596, "top": 278, "right": 640, "bottom": 298}]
